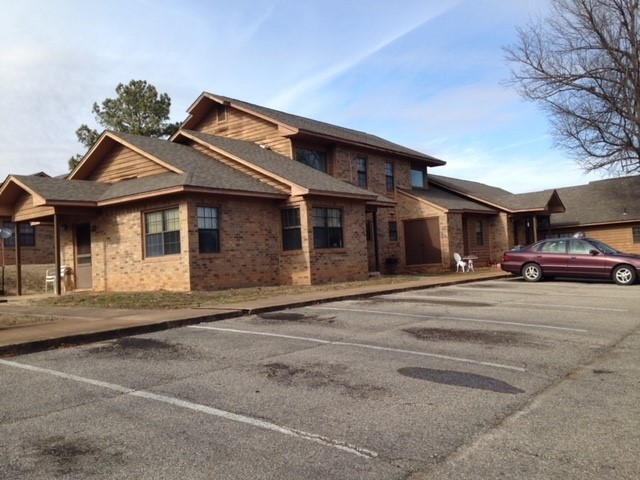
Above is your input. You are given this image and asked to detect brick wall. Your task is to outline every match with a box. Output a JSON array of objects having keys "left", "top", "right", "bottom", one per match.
[
  {"left": 1, "top": 223, "right": 55, "bottom": 265},
  {"left": 307, "top": 199, "right": 369, "bottom": 284}
]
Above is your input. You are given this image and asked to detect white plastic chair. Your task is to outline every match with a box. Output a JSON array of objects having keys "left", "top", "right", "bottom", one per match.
[
  {"left": 453, "top": 253, "right": 467, "bottom": 272},
  {"left": 45, "top": 266, "right": 70, "bottom": 293}
]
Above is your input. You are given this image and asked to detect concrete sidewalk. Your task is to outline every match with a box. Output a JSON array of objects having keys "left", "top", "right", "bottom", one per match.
[{"left": 0, "top": 270, "right": 510, "bottom": 357}]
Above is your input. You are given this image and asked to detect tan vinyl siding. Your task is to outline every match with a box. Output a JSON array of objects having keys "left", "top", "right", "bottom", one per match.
[
  {"left": 87, "top": 145, "right": 170, "bottom": 183},
  {"left": 197, "top": 107, "right": 292, "bottom": 157},
  {"left": 13, "top": 192, "right": 54, "bottom": 222}
]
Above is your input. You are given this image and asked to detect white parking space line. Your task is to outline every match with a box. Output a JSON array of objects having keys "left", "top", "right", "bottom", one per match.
[
  {"left": 509, "top": 302, "right": 627, "bottom": 312},
  {"left": 0, "top": 359, "right": 378, "bottom": 459},
  {"left": 310, "top": 307, "right": 589, "bottom": 333},
  {"left": 190, "top": 326, "right": 527, "bottom": 372}
]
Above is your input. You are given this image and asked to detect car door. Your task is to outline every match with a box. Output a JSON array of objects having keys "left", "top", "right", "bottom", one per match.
[
  {"left": 567, "top": 239, "right": 608, "bottom": 278},
  {"left": 534, "top": 240, "right": 569, "bottom": 276}
]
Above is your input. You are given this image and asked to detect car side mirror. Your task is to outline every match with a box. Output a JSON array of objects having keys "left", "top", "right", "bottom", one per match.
[{"left": 589, "top": 249, "right": 599, "bottom": 255}]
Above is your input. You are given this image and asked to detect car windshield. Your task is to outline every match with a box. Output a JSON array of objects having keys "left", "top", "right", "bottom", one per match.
[{"left": 588, "top": 239, "right": 619, "bottom": 254}]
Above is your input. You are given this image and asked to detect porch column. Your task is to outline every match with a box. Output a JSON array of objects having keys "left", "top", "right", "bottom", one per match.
[
  {"left": 532, "top": 215, "right": 539, "bottom": 243},
  {"left": 15, "top": 222, "right": 22, "bottom": 296},
  {"left": 53, "top": 214, "right": 62, "bottom": 295}
]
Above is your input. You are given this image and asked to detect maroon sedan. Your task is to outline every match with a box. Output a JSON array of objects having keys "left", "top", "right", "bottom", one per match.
[{"left": 501, "top": 236, "right": 640, "bottom": 285}]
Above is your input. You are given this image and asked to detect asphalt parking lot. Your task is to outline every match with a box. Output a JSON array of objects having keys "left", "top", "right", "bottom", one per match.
[{"left": 1, "top": 278, "right": 638, "bottom": 479}]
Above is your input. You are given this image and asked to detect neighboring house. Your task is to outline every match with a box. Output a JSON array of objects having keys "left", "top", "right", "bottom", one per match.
[{"left": 549, "top": 176, "right": 640, "bottom": 254}]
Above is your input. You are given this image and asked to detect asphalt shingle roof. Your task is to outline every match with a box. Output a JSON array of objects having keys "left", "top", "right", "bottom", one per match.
[
  {"left": 181, "top": 130, "right": 378, "bottom": 199},
  {"left": 402, "top": 186, "right": 497, "bottom": 213},
  {"left": 200, "top": 93, "right": 445, "bottom": 165},
  {"left": 428, "top": 175, "right": 559, "bottom": 212},
  {"left": 551, "top": 175, "right": 640, "bottom": 226}
]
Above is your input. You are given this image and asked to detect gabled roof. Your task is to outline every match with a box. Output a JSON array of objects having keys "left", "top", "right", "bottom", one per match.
[
  {"left": 551, "top": 175, "right": 640, "bottom": 227},
  {"left": 180, "top": 92, "right": 445, "bottom": 167},
  {"left": 428, "top": 175, "right": 565, "bottom": 214},
  {"left": 399, "top": 186, "right": 498, "bottom": 214},
  {"left": 176, "top": 130, "right": 378, "bottom": 201}
]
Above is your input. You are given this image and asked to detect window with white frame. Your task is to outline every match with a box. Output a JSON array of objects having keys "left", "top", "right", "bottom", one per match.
[
  {"left": 145, "top": 208, "right": 180, "bottom": 257},
  {"left": 198, "top": 206, "right": 220, "bottom": 253}
]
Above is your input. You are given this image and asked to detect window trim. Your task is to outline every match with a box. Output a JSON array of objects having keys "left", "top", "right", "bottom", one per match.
[
  {"left": 633, "top": 226, "right": 640, "bottom": 244},
  {"left": 385, "top": 162, "right": 395, "bottom": 192},
  {"left": 281, "top": 208, "right": 302, "bottom": 251},
  {"left": 198, "top": 206, "right": 220, "bottom": 254},
  {"left": 2, "top": 221, "right": 35, "bottom": 248},
  {"left": 144, "top": 207, "right": 181, "bottom": 258},
  {"left": 410, "top": 163, "right": 426, "bottom": 188},
  {"left": 388, "top": 221, "right": 398, "bottom": 241},
  {"left": 356, "top": 156, "right": 367, "bottom": 187},
  {"left": 312, "top": 207, "right": 343, "bottom": 249},
  {"left": 295, "top": 146, "right": 327, "bottom": 172}
]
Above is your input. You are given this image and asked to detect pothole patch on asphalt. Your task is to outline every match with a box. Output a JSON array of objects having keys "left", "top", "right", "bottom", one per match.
[
  {"left": 262, "top": 362, "right": 386, "bottom": 399},
  {"left": 398, "top": 367, "right": 525, "bottom": 394},
  {"left": 82, "top": 337, "right": 197, "bottom": 359},
  {"left": 404, "top": 327, "right": 532, "bottom": 346},
  {"left": 12, "top": 435, "right": 125, "bottom": 477}
]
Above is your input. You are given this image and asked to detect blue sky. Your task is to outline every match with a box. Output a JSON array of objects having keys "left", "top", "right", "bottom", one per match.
[{"left": 0, "top": 0, "right": 604, "bottom": 192}]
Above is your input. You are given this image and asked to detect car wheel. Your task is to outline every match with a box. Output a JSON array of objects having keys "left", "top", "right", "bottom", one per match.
[
  {"left": 522, "top": 263, "right": 543, "bottom": 282},
  {"left": 613, "top": 265, "right": 637, "bottom": 285}
]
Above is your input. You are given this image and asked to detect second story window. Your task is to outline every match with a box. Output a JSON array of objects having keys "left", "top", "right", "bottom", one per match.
[
  {"left": 356, "top": 157, "right": 367, "bottom": 187},
  {"left": 385, "top": 162, "right": 395, "bottom": 191},
  {"left": 411, "top": 164, "right": 426, "bottom": 188},
  {"left": 296, "top": 147, "right": 327, "bottom": 172}
]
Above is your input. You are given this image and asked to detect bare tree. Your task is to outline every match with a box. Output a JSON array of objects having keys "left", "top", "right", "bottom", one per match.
[{"left": 505, "top": 0, "right": 640, "bottom": 175}]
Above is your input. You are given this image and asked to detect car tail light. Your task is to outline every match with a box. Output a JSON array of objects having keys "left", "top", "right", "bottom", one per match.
[{"left": 503, "top": 253, "right": 511, "bottom": 262}]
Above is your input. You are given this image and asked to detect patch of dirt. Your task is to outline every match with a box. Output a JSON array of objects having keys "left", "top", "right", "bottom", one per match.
[
  {"left": 398, "top": 367, "right": 525, "bottom": 394},
  {"left": 262, "top": 362, "right": 386, "bottom": 399},
  {"left": 82, "top": 337, "right": 198, "bottom": 360},
  {"left": 404, "top": 327, "right": 533, "bottom": 346},
  {"left": 0, "top": 314, "right": 61, "bottom": 329}
]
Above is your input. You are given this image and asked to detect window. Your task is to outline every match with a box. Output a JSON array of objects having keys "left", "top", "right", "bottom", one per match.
[
  {"left": 356, "top": 157, "right": 367, "bottom": 187},
  {"left": 634, "top": 227, "right": 640, "bottom": 243},
  {"left": 198, "top": 206, "right": 220, "bottom": 253},
  {"left": 389, "top": 221, "right": 398, "bottom": 241},
  {"left": 385, "top": 162, "right": 395, "bottom": 191},
  {"left": 313, "top": 208, "right": 343, "bottom": 248},
  {"left": 282, "top": 208, "right": 302, "bottom": 251},
  {"left": 2, "top": 221, "right": 35, "bottom": 247},
  {"left": 145, "top": 208, "right": 180, "bottom": 257},
  {"left": 296, "top": 147, "right": 327, "bottom": 172},
  {"left": 475, "top": 220, "right": 484, "bottom": 246},
  {"left": 569, "top": 239, "right": 592, "bottom": 254},
  {"left": 411, "top": 164, "right": 426, "bottom": 188}
]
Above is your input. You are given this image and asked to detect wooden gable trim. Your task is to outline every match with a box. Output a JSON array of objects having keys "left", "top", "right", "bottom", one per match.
[{"left": 70, "top": 132, "right": 183, "bottom": 181}]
